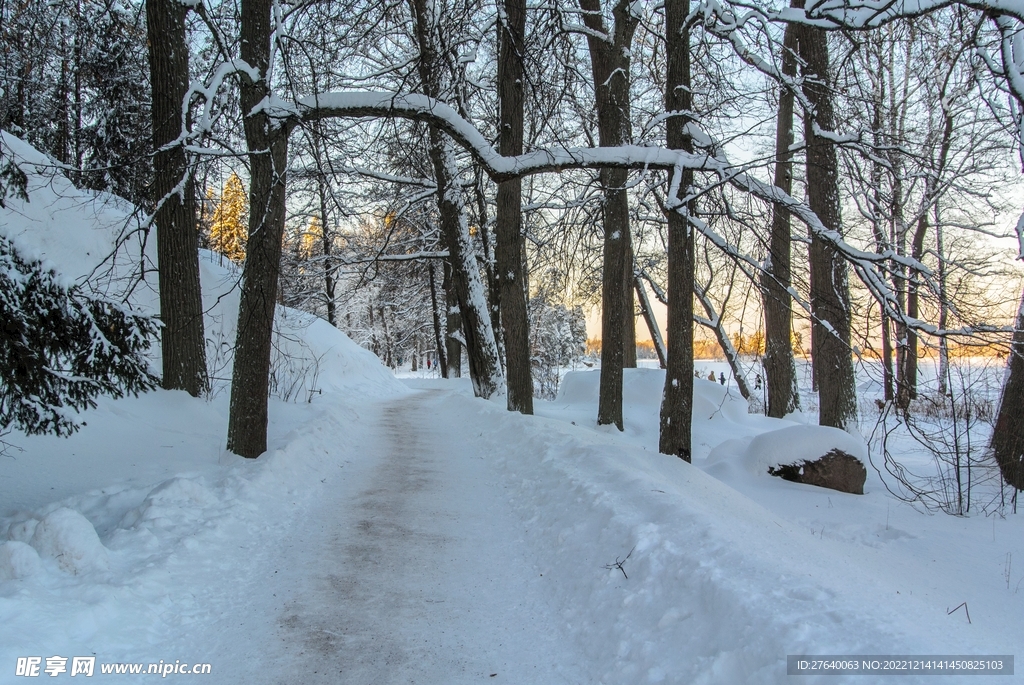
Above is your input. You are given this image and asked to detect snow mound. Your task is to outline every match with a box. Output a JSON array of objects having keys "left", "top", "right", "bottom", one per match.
[
  {"left": 748, "top": 424, "right": 867, "bottom": 466},
  {"left": 0, "top": 130, "right": 139, "bottom": 284},
  {"left": 556, "top": 368, "right": 751, "bottom": 421},
  {"left": 557, "top": 367, "right": 666, "bottom": 407},
  {"left": 0, "top": 130, "right": 405, "bottom": 404},
  {"left": 0, "top": 541, "right": 43, "bottom": 580},
  {"left": 275, "top": 311, "right": 406, "bottom": 400},
  {"left": 29, "top": 508, "right": 109, "bottom": 574},
  {"left": 692, "top": 377, "right": 752, "bottom": 422},
  {"left": 706, "top": 424, "right": 868, "bottom": 479},
  {"left": 6, "top": 518, "right": 39, "bottom": 543},
  {"left": 119, "top": 477, "right": 218, "bottom": 530}
]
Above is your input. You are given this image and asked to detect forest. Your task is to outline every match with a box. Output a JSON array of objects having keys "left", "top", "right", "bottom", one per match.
[
  {"left": 9, "top": 1, "right": 1024, "bottom": 679},
  {"left": 2, "top": 0, "right": 1024, "bottom": 493}
]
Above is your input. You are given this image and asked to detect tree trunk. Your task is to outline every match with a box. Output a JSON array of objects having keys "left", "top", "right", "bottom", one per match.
[
  {"left": 226, "top": 0, "right": 289, "bottom": 458},
  {"left": 908, "top": 106, "right": 953, "bottom": 401},
  {"left": 906, "top": 207, "right": 927, "bottom": 402},
  {"left": 881, "top": 311, "right": 894, "bottom": 400},
  {"left": 598, "top": 168, "right": 628, "bottom": 429},
  {"left": 936, "top": 205, "right": 949, "bottom": 396},
  {"left": 428, "top": 261, "right": 448, "bottom": 377},
  {"left": 443, "top": 260, "right": 463, "bottom": 378},
  {"left": 318, "top": 178, "right": 337, "bottom": 327},
  {"left": 635, "top": 276, "right": 666, "bottom": 369},
  {"left": 992, "top": 288, "right": 1024, "bottom": 490},
  {"left": 889, "top": 33, "right": 914, "bottom": 411},
  {"left": 797, "top": 14, "right": 857, "bottom": 431},
  {"left": 474, "top": 166, "right": 502, "bottom": 353},
  {"left": 496, "top": 0, "right": 533, "bottom": 413},
  {"left": 761, "top": 17, "right": 800, "bottom": 418},
  {"left": 411, "top": 0, "right": 503, "bottom": 399},
  {"left": 868, "top": 48, "right": 894, "bottom": 402},
  {"left": 146, "top": 0, "right": 209, "bottom": 398},
  {"left": 380, "top": 305, "right": 393, "bottom": 368},
  {"left": 893, "top": 172, "right": 911, "bottom": 411},
  {"left": 579, "top": 0, "right": 638, "bottom": 430},
  {"left": 658, "top": 0, "right": 695, "bottom": 461},
  {"left": 623, "top": 240, "right": 637, "bottom": 368}
]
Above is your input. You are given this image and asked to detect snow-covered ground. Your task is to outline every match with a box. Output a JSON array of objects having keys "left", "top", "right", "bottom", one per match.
[{"left": 2, "top": 133, "right": 1023, "bottom": 683}]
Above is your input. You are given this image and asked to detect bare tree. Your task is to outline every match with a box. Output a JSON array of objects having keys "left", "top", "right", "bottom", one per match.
[
  {"left": 226, "top": 0, "right": 291, "bottom": 458},
  {"left": 658, "top": 0, "right": 695, "bottom": 460},
  {"left": 410, "top": 0, "right": 503, "bottom": 399},
  {"left": 496, "top": 0, "right": 533, "bottom": 413},
  {"left": 146, "top": 0, "right": 208, "bottom": 398},
  {"left": 578, "top": 0, "right": 639, "bottom": 429},
  {"left": 761, "top": 16, "right": 800, "bottom": 418},
  {"left": 796, "top": 13, "right": 857, "bottom": 430}
]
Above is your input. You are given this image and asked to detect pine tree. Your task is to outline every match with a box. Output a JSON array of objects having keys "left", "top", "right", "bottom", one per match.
[
  {"left": 0, "top": 234, "right": 158, "bottom": 437},
  {"left": 80, "top": 0, "right": 151, "bottom": 206},
  {"left": 210, "top": 173, "right": 248, "bottom": 262},
  {"left": 301, "top": 215, "right": 322, "bottom": 258}
]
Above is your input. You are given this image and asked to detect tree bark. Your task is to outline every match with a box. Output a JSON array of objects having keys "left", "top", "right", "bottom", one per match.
[
  {"left": 443, "top": 260, "right": 463, "bottom": 378},
  {"left": 658, "top": 0, "right": 695, "bottom": 461},
  {"left": 905, "top": 207, "right": 927, "bottom": 403},
  {"left": 146, "top": 0, "right": 209, "bottom": 398},
  {"left": 623, "top": 240, "right": 637, "bottom": 368},
  {"left": 473, "top": 166, "right": 502, "bottom": 352},
  {"left": 907, "top": 106, "right": 953, "bottom": 401},
  {"left": 226, "top": 0, "right": 289, "bottom": 458},
  {"left": 578, "top": 0, "right": 638, "bottom": 430},
  {"left": 868, "top": 44, "right": 894, "bottom": 402},
  {"left": 992, "top": 288, "right": 1024, "bottom": 490},
  {"left": 761, "top": 17, "right": 800, "bottom": 418},
  {"left": 428, "top": 261, "right": 448, "bottom": 377},
  {"left": 318, "top": 177, "right": 337, "bottom": 327},
  {"left": 936, "top": 205, "right": 949, "bottom": 396},
  {"left": 796, "top": 15, "right": 858, "bottom": 431},
  {"left": 635, "top": 276, "right": 666, "bottom": 369},
  {"left": 496, "top": 0, "right": 533, "bottom": 413}
]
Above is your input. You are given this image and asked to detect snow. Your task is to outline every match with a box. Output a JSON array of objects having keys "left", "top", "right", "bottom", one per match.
[
  {"left": 706, "top": 424, "right": 868, "bottom": 481},
  {"left": 0, "top": 542, "right": 43, "bottom": 581},
  {"left": 1, "top": 134, "right": 1023, "bottom": 682},
  {"left": 28, "top": 508, "right": 110, "bottom": 576}
]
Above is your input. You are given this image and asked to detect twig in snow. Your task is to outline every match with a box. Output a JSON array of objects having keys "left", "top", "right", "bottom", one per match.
[
  {"left": 947, "top": 602, "right": 971, "bottom": 624},
  {"left": 604, "top": 546, "right": 636, "bottom": 579}
]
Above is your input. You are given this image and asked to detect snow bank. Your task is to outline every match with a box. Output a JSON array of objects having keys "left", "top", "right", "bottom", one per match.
[
  {"left": 543, "top": 368, "right": 787, "bottom": 459},
  {"left": 706, "top": 424, "right": 868, "bottom": 481},
  {"left": 29, "top": 508, "right": 110, "bottom": 575},
  {"left": 0, "top": 131, "right": 133, "bottom": 284},
  {"left": 0, "top": 541, "right": 43, "bottom": 581},
  {"left": 0, "top": 130, "right": 406, "bottom": 405},
  {"left": 0, "top": 133, "right": 405, "bottom": 671},
  {"left": 441, "top": 390, "right": 1011, "bottom": 684}
]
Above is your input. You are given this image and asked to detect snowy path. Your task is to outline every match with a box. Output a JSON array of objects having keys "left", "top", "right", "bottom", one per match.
[
  {"left": 6, "top": 381, "right": 1021, "bottom": 684},
  {"left": 246, "top": 391, "right": 585, "bottom": 684}
]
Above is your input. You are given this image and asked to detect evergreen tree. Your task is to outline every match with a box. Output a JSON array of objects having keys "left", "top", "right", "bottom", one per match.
[
  {"left": 80, "top": 0, "right": 151, "bottom": 206},
  {"left": 210, "top": 173, "right": 248, "bottom": 263},
  {"left": 0, "top": 234, "right": 158, "bottom": 437},
  {"left": 301, "top": 215, "right": 322, "bottom": 259}
]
